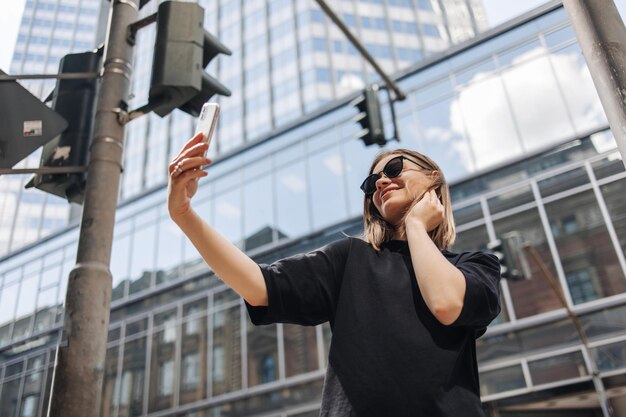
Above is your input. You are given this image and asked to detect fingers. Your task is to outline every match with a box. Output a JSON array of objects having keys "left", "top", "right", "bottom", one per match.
[
  {"left": 169, "top": 143, "right": 210, "bottom": 175},
  {"left": 174, "top": 132, "right": 205, "bottom": 161},
  {"left": 170, "top": 156, "right": 209, "bottom": 176},
  {"left": 171, "top": 167, "right": 208, "bottom": 187}
]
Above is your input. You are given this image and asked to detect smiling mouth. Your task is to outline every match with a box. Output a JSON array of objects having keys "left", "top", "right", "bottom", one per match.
[{"left": 381, "top": 189, "right": 397, "bottom": 200}]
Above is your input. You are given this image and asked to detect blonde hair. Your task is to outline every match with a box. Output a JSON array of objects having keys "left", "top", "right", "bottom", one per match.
[{"left": 361, "top": 148, "right": 456, "bottom": 252}]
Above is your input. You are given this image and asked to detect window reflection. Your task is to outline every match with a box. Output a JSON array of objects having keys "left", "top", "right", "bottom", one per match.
[
  {"left": 129, "top": 224, "right": 156, "bottom": 295},
  {"left": 150, "top": 323, "right": 176, "bottom": 413},
  {"left": 545, "top": 190, "right": 626, "bottom": 304},
  {"left": 275, "top": 161, "right": 310, "bottom": 239},
  {"left": 211, "top": 305, "right": 242, "bottom": 396},
  {"left": 111, "top": 234, "right": 131, "bottom": 301},
  {"left": 120, "top": 337, "right": 146, "bottom": 417},
  {"left": 493, "top": 208, "right": 563, "bottom": 318},
  {"left": 418, "top": 97, "right": 474, "bottom": 181},
  {"left": 214, "top": 188, "right": 243, "bottom": 247},
  {"left": 308, "top": 148, "right": 348, "bottom": 230},
  {"left": 243, "top": 175, "right": 275, "bottom": 251},
  {"left": 156, "top": 216, "right": 183, "bottom": 286},
  {"left": 528, "top": 350, "right": 586, "bottom": 385},
  {"left": 247, "top": 317, "right": 278, "bottom": 387},
  {"left": 479, "top": 365, "right": 525, "bottom": 396},
  {"left": 180, "top": 305, "right": 207, "bottom": 405},
  {"left": 454, "top": 74, "right": 521, "bottom": 171},
  {"left": 283, "top": 324, "right": 319, "bottom": 378}
]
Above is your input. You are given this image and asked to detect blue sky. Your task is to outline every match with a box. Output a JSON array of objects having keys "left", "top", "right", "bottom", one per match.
[{"left": 1, "top": 0, "right": 625, "bottom": 71}]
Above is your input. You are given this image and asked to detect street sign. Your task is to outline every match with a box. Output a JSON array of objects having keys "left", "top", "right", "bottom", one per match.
[{"left": 0, "top": 70, "right": 68, "bottom": 169}]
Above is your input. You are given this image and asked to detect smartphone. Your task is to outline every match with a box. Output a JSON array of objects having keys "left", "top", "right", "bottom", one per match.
[{"left": 196, "top": 102, "right": 220, "bottom": 156}]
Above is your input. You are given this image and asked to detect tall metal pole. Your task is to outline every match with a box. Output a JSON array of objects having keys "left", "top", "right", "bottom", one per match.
[
  {"left": 47, "top": 0, "right": 138, "bottom": 416},
  {"left": 562, "top": 0, "right": 626, "bottom": 169}
]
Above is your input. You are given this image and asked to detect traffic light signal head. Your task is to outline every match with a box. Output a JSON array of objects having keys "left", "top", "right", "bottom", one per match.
[
  {"left": 352, "top": 86, "right": 386, "bottom": 147},
  {"left": 25, "top": 51, "right": 100, "bottom": 204},
  {"left": 149, "top": 1, "right": 231, "bottom": 117},
  {"left": 488, "top": 234, "right": 528, "bottom": 281}
]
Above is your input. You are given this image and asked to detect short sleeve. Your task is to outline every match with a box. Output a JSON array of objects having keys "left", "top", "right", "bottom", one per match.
[
  {"left": 450, "top": 251, "right": 501, "bottom": 333},
  {"left": 245, "top": 237, "right": 351, "bottom": 327}
]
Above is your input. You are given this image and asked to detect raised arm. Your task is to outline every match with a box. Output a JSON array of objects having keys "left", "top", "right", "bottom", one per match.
[
  {"left": 404, "top": 189, "right": 466, "bottom": 325},
  {"left": 167, "top": 133, "right": 268, "bottom": 306}
]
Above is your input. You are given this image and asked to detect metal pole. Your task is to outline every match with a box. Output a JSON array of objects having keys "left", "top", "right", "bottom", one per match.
[
  {"left": 525, "top": 247, "right": 613, "bottom": 417},
  {"left": 562, "top": 0, "right": 626, "bottom": 169},
  {"left": 313, "top": 0, "right": 406, "bottom": 101},
  {"left": 46, "top": 0, "right": 138, "bottom": 416}
]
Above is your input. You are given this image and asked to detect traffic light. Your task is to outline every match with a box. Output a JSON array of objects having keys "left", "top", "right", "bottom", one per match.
[
  {"left": 487, "top": 233, "right": 529, "bottom": 281},
  {"left": 149, "top": 0, "right": 231, "bottom": 117},
  {"left": 352, "top": 86, "right": 386, "bottom": 146},
  {"left": 25, "top": 51, "right": 100, "bottom": 204}
]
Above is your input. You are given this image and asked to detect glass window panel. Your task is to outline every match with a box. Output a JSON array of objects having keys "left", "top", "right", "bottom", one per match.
[
  {"left": 211, "top": 305, "right": 242, "bottom": 395},
  {"left": 417, "top": 97, "right": 475, "bottom": 181},
  {"left": 528, "top": 350, "right": 587, "bottom": 386},
  {"left": 247, "top": 317, "right": 278, "bottom": 387},
  {"left": 119, "top": 337, "right": 146, "bottom": 416},
  {"left": 308, "top": 147, "right": 348, "bottom": 230},
  {"left": 493, "top": 208, "right": 563, "bottom": 318},
  {"left": 111, "top": 234, "right": 131, "bottom": 301},
  {"left": 214, "top": 188, "right": 243, "bottom": 246},
  {"left": 149, "top": 322, "right": 177, "bottom": 413},
  {"left": 592, "top": 152, "right": 624, "bottom": 181},
  {"left": 21, "top": 395, "right": 38, "bottom": 417},
  {"left": 243, "top": 174, "right": 274, "bottom": 251},
  {"left": 180, "top": 302, "right": 207, "bottom": 404},
  {"left": 601, "top": 177, "right": 626, "bottom": 255},
  {"left": 0, "top": 283, "right": 19, "bottom": 325},
  {"left": 502, "top": 55, "right": 574, "bottom": 152},
  {"left": 213, "top": 288, "right": 240, "bottom": 308},
  {"left": 594, "top": 339, "right": 626, "bottom": 373},
  {"left": 488, "top": 185, "right": 534, "bottom": 214},
  {"left": 538, "top": 167, "right": 589, "bottom": 197},
  {"left": 16, "top": 274, "right": 38, "bottom": 319},
  {"left": 0, "top": 379, "right": 21, "bottom": 417},
  {"left": 129, "top": 224, "right": 157, "bottom": 295},
  {"left": 551, "top": 43, "right": 607, "bottom": 133},
  {"left": 34, "top": 286, "right": 59, "bottom": 333},
  {"left": 155, "top": 216, "right": 183, "bottom": 285},
  {"left": 275, "top": 161, "right": 311, "bottom": 239},
  {"left": 40, "top": 263, "right": 61, "bottom": 288},
  {"left": 342, "top": 135, "right": 380, "bottom": 218},
  {"left": 454, "top": 73, "right": 523, "bottom": 171},
  {"left": 545, "top": 190, "right": 626, "bottom": 304},
  {"left": 452, "top": 203, "right": 483, "bottom": 226},
  {"left": 479, "top": 365, "right": 526, "bottom": 396},
  {"left": 283, "top": 324, "right": 319, "bottom": 377},
  {"left": 101, "top": 346, "right": 119, "bottom": 417},
  {"left": 126, "top": 318, "right": 148, "bottom": 336}
]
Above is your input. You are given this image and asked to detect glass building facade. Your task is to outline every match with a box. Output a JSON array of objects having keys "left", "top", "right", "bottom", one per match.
[
  {"left": 0, "top": 0, "right": 103, "bottom": 256},
  {"left": 2, "top": 2, "right": 626, "bottom": 417},
  {"left": 0, "top": 0, "right": 486, "bottom": 257}
]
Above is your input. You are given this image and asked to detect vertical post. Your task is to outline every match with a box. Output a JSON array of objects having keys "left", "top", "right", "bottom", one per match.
[
  {"left": 562, "top": 0, "right": 626, "bottom": 169},
  {"left": 47, "top": 0, "right": 138, "bottom": 416}
]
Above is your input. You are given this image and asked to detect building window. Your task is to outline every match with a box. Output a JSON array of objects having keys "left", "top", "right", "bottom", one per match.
[
  {"left": 158, "top": 361, "right": 174, "bottom": 396},
  {"left": 21, "top": 396, "right": 38, "bottom": 417},
  {"left": 567, "top": 269, "right": 598, "bottom": 304},
  {"left": 162, "top": 317, "right": 176, "bottom": 343},
  {"left": 213, "top": 346, "right": 225, "bottom": 383},
  {"left": 183, "top": 353, "right": 201, "bottom": 390},
  {"left": 259, "top": 355, "right": 276, "bottom": 384}
]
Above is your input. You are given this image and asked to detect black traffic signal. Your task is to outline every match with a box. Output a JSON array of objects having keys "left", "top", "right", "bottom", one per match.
[
  {"left": 352, "top": 86, "right": 386, "bottom": 146},
  {"left": 25, "top": 51, "right": 100, "bottom": 204},
  {"left": 488, "top": 234, "right": 529, "bottom": 281},
  {"left": 149, "top": 0, "right": 231, "bottom": 117}
]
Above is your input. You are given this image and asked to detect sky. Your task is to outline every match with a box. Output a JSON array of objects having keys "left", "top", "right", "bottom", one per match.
[{"left": 1, "top": 0, "right": 626, "bottom": 71}]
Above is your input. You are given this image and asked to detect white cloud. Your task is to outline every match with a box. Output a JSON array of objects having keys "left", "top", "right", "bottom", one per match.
[{"left": 449, "top": 46, "right": 605, "bottom": 170}]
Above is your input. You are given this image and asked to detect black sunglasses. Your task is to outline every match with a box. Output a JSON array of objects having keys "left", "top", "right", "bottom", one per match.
[{"left": 360, "top": 155, "right": 429, "bottom": 196}]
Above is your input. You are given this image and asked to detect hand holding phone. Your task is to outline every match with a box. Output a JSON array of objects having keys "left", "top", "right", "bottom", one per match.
[{"left": 196, "top": 102, "right": 220, "bottom": 156}]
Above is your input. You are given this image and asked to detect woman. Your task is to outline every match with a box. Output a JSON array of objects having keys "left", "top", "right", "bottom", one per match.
[{"left": 168, "top": 132, "right": 501, "bottom": 417}]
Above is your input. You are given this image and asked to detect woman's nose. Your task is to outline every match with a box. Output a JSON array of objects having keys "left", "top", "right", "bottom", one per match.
[{"left": 375, "top": 174, "right": 391, "bottom": 192}]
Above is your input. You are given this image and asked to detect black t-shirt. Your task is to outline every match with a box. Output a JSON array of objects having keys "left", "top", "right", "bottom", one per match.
[{"left": 246, "top": 237, "right": 501, "bottom": 417}]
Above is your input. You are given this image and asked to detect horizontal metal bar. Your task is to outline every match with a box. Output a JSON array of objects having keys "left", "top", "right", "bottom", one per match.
[
  {"left": 0, "top": 166, "right": 87, "bottom": 175},
  {"left": 0, "top": 72, "right": 100, "bottom": 81}
]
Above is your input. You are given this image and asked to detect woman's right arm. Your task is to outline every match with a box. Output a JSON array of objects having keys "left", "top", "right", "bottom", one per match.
[{"left": 167, "top": 133, "right": 268, "bottom": 307}]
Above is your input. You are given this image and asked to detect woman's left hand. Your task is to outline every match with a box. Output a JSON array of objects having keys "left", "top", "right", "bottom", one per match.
[{"left": 404, "top": 189, "right": 445, "bottom": 232}]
